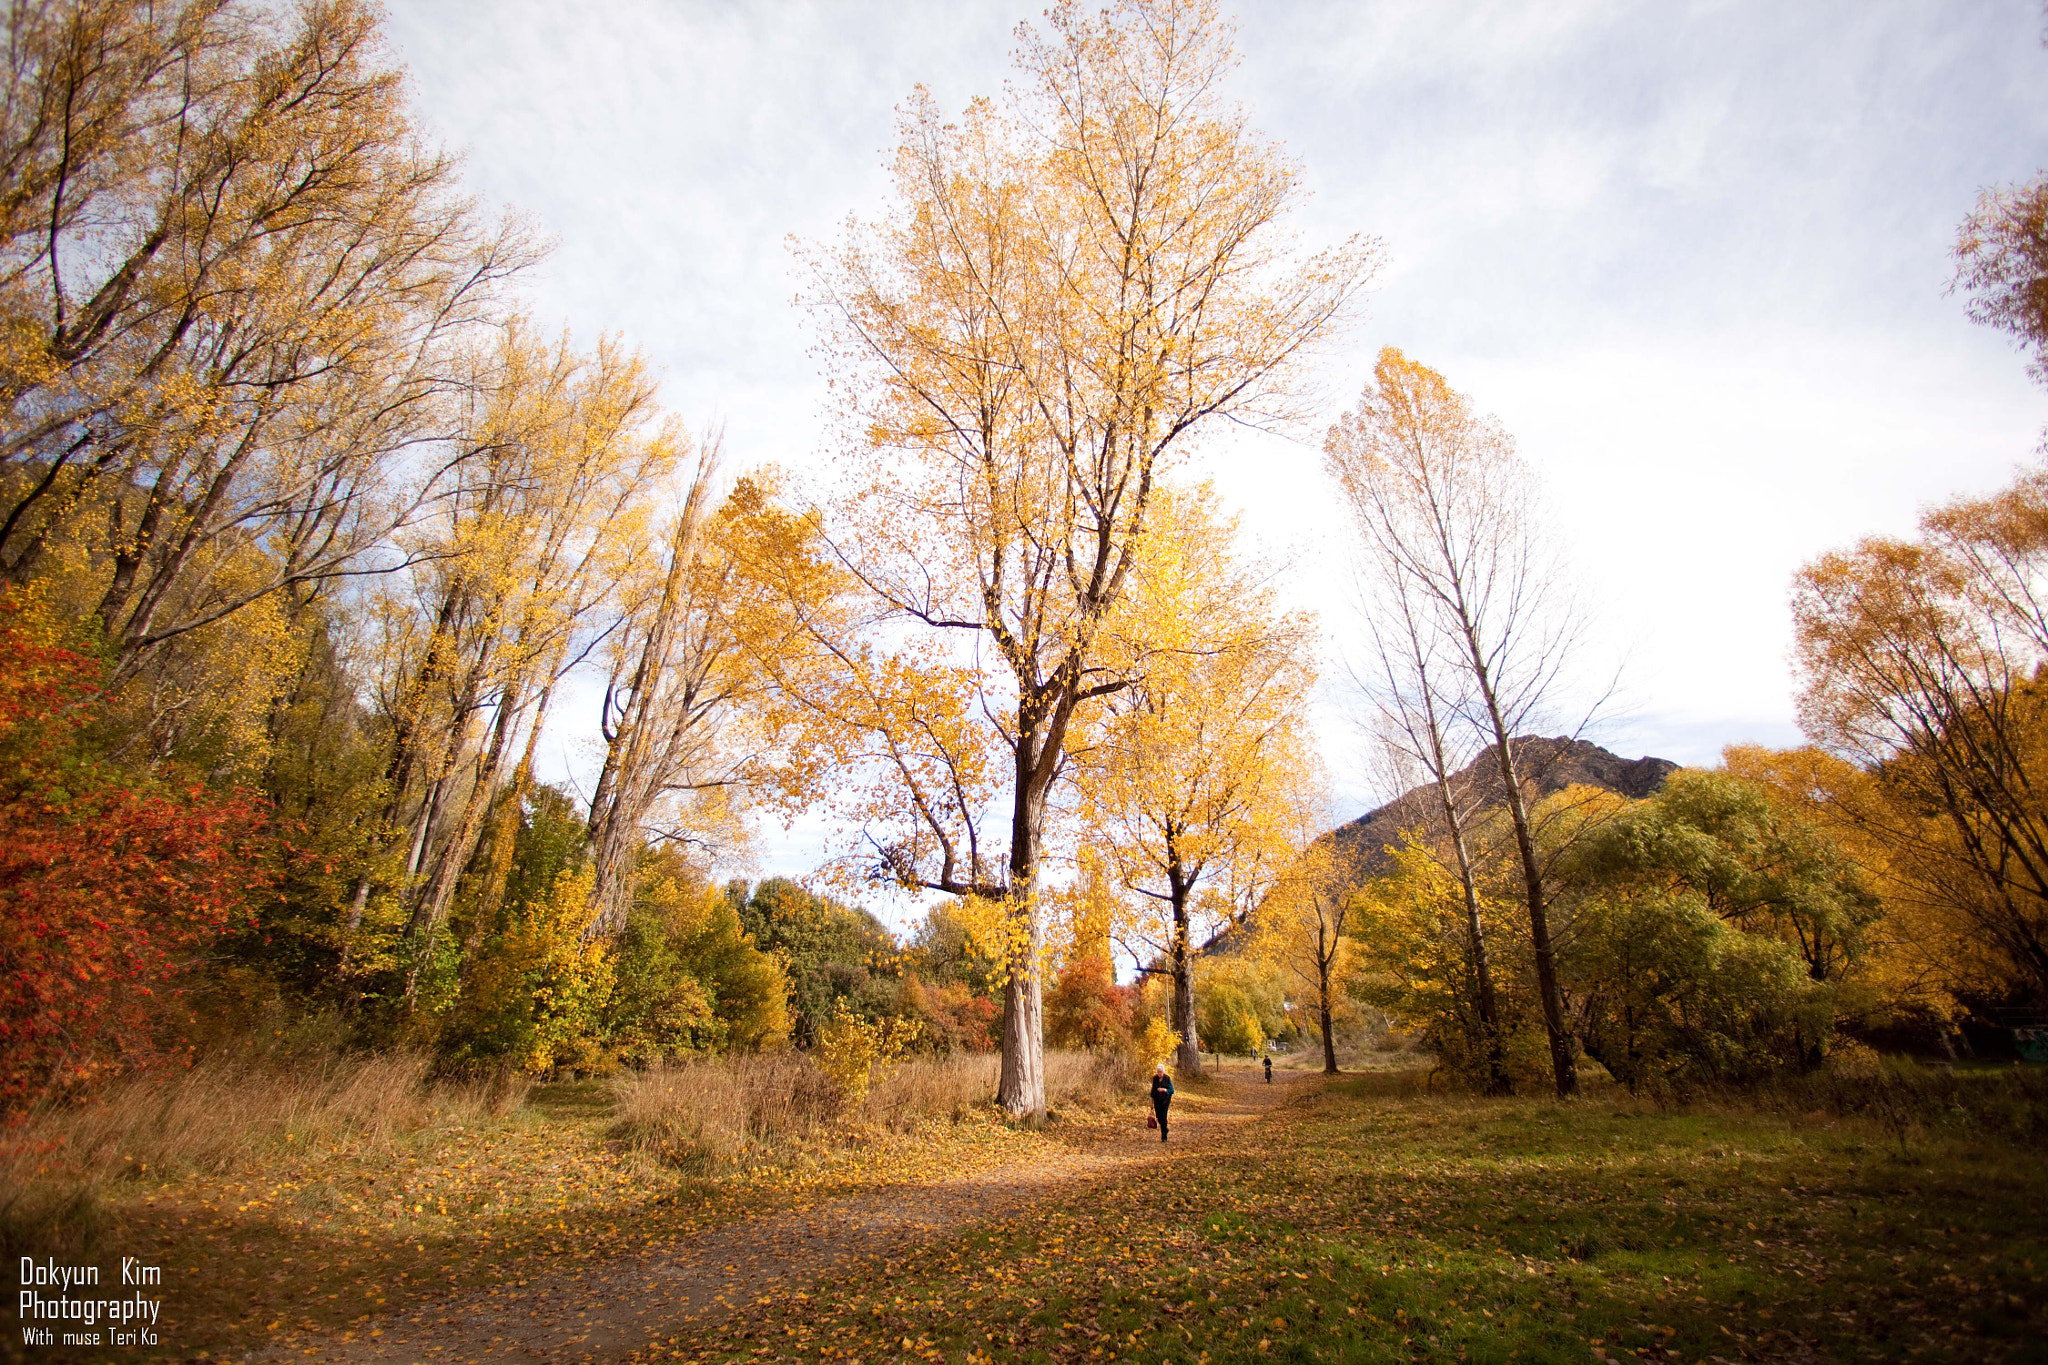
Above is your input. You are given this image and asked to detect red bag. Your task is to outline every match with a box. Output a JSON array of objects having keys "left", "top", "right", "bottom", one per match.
[{"left": 1146, "top": 1113, "right": 1157, "bottom": 1129}]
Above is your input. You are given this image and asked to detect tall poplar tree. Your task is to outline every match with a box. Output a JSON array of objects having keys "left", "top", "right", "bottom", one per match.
[
  {"left": 804, "top": 0, "right": 1373, "bottom": 1116},
  {"left": 1326, "top": 348, "right": 1585, "bottom": 1098},
  {"left": 1075, "top": 484, "right": 1314, "bottom": 1078}
]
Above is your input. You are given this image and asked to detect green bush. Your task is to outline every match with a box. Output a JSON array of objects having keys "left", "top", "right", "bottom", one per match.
[
  {"left": 735, "top": 878, "right": 903, "bottom": 1047},
  {"left": 605, "top": 860, "right": 790, "bottom": 1064},
  {"left": 1571, "top": 887, "right": 1823, "bottom": 1092}
]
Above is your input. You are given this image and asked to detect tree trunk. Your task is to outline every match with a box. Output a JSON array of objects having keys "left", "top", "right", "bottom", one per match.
[
  {"left": 1169, "top": 870, "right": 1203, "bottom": 1078},
  {"left": 997, "top": 926, "right": 1045, "bottom": 1118},
  {"left": 468, "top": 675, "right": 556, "bottom": 955},
  {"left": 399, "top": 682, "right": 484, "bottom": 1000},
  {"left": 996, "top": 745, "right": 1051, "bottom": 1119},
  {"left": 583, "top": 457, "right": 718, "bottom": 942},
  {"left": 1407, "top": 626, "right": 1510, "bottom": 1095},
  {"left": 344, "top": 577, "right": 472, "bottom": 938},
  {"left": 1485, "top": 728, "right": 1578, "bottom": 1097},
  {"left": 412, "top": 669, "right": 528, "bottom": 967},
  {"left": 1318, "top": 978, "right": 1338, "bottom": 1073},
  {"left": 1438, "top": 787, "right": 1509, "bottom": 1094}
]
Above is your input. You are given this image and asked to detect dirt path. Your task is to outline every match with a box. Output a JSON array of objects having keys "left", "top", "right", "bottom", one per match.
[{"left": 261, "top": 1069, "right": 1307, "bottom": 1364}]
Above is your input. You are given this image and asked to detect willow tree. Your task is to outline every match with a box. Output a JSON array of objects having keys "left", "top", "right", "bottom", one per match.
[
  {"left": 1793, "top": 464, "right": 2048, "bottom": 997},
  {"left": 803, "top": 0, "right": 1371, "bottom": 1116},
  {"left": 1074, "top": 483, "right": 1315, "bottom": 1077}
]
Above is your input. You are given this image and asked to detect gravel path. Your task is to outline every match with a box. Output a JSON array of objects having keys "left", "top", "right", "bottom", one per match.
[{"left": 264, "top": 1069, "right": 1305, "bottom": 1364}]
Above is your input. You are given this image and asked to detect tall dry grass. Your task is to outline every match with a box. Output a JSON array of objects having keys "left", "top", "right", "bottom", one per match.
[
  {"left": 608, "top": 1052, "right": 840, "bottom": 1169},
  {"left": 1712, "top": 1056, "right": 2048, "bottom": 1152},
  {"left": 0, "top": 1047, "right": 521, "bottom": 1260},
  {"left": 613, "top": 1047, "right": 1149, "bottom": 1169}
]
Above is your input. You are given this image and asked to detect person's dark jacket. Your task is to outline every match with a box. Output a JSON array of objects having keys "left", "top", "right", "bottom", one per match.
[{"left": 1150, "top": 1073, "right": 1174, "bottom": 1106}]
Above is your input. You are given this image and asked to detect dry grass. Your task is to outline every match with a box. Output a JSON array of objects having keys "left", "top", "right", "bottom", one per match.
[
  {"left": 859, "top": 1047, "right": 1141, "bottom": 1128},
  {"left": 0, "top": 1042, "right": 1166, "bottom": 1360},
  {"left": 1044, "top": 1046, "right": 1150, "bottom": 1110},
  {"left": 0, "top": 1046, "right": 521, "bottom": 1262},
  {"left": 857, "top": 1052, "right": 996, "bottom": 1130},
  {"left": 613, "top": 1047, "right": 1150, "bottom": 1167},
  {"left": 1701, "top": 1055, "right": 2048, "bottom": 1154},
  {"left": 5, "top": 1050, "right": 517, "bottom": 1180},
  {"left": 609, "top": 1052, "right": 841, "bottom": 1169}
]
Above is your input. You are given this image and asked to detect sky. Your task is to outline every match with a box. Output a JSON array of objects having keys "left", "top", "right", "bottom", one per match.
[{"left": 384, "top": 0, "right": 2048, "bottom": 909}]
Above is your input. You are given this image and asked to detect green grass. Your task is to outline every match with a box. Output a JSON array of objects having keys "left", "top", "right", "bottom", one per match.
[{"left": 645, "top": 1071, "right": 2048, "bottom": 1364}]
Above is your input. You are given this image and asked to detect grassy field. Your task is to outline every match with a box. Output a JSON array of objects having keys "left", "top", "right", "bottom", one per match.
[
  {"left": 9, "top": 1051, "right": 2045, "bottom": 1364},
  {"left": 641, "top": 1067, "right": 2048, "bottom": 1365},
  {"left": 0, "top": 1050, "right": 1139, "bottom": 1363}
]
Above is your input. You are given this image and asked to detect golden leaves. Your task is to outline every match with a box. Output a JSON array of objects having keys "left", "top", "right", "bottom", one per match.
[
  {"left": 1788, "top": 460, "right": 2048, "bottom": 1001},
  {"left": 1072, "top": 481, "right": 1318, "bottom": 959},
  {"left": 788, "top": 0, "right": 1370, "bottom": 925}
]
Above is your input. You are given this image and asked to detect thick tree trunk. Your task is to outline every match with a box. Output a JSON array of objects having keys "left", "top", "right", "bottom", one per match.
[
  {"left": 997, "top": 929, "right": 1045, "bottom": 1117},
  {"left": 1169, "top": 872, "right": 1202, "bottom": 1077},
  {"left": 997, "top": 749, "right": 1051, "bottom": 1119}
]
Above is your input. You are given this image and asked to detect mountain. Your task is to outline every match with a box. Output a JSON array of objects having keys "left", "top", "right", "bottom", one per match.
[
  {"left": 1200, "top": 736, "right": 1677, "bottom": 955},
  {"left": 1321, "top": 735, "right": 1678, "bottom": 877}
]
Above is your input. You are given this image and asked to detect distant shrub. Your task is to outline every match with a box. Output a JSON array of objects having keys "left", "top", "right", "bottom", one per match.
[
  {"left": 897, "top": 974, "right": 1000, "bottom": 1054},
  {"left": 1133, "top": 1017, "right": 1182, "bottom": 1067},
  {"left": 437, "top": 868, "right": 615, "bottom": 1076},
  {"left": 1198, "top": 983, "right": 1266, "bottom": 1058},
  {"left": 605, "top": 862, "right": 790, "bottom": 1064},
  {"left": 735, "top": 878, "right": 903, "bottom": 1048},
  {"left": 1046, "top": 954, "right": 1135, "bottom": 1049}
]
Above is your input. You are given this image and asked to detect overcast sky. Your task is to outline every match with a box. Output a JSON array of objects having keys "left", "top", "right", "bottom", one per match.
[{"left": 384, "top": 0, "right": 2048, "bottom": 901}]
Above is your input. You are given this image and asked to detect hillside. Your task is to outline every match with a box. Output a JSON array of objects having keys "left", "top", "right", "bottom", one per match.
[
  {"left": 1202, "top": 736, "right": 1677, "bottom": 954},
  {"left": 1322, "top": 735, "right": 1677, "bottom": 875}
]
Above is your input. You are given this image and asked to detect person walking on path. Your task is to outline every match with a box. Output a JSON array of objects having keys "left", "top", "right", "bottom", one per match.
[
  {"left": 1150, "top": 1064, "right": 1174, "bottom": 1142},
  {"left": 1263, "top": 1055, "right": 1273, "bottom": 1084}
]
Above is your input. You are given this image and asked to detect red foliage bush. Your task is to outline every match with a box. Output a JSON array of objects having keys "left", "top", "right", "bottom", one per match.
[
  {"left": 0, "top": 605, "right": 273, "bottom": 1115},
  {"left": 901, "top": 974, "right": 1002, "bottom": 1053},
  {"left": 1045, "top": 953, "right": 1136, "bottom": 1050}
]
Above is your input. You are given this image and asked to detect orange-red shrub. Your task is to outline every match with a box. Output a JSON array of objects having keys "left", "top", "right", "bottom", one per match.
[
  {"left": 1045, "top": 953, "right": 1136, "bottom": 1050},
  {"left": 0, "top": 605, "right": 272, "bottom": 1115}
]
